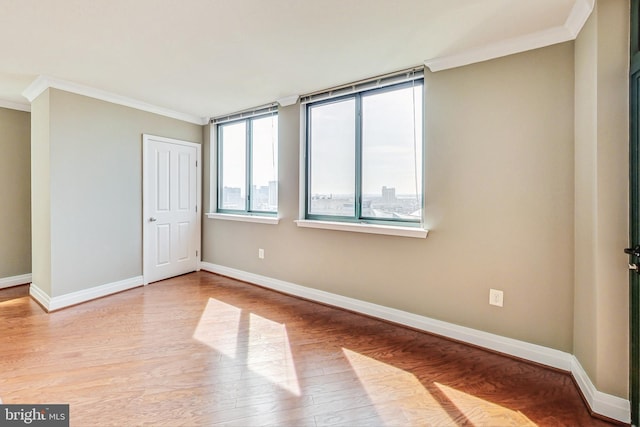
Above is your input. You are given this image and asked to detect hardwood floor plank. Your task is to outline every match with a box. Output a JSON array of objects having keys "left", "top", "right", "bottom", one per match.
[{"left": 0, "top": 272, "right": 620, "bottom": 426}]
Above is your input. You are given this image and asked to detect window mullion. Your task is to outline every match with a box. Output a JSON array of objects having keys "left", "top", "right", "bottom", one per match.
[
  {"left": 246, "top": 119, "right": 252, "bottom": 213},
  {"left": 217, "top": 126, "right": 224, "bottom": 210},
  {"left": 305, "top": 106, "right": 312, "bottom": 218},
  {"left": 355, "top": 94, "right": 363, "bottom": 220}
]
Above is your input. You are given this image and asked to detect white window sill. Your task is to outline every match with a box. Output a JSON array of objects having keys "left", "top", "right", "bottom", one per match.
[
  {"left": 294, "top": 219, "right": 428, "bottom": 238},
  {"left": 206, "top": 213, "right": 280, "bottom": 225}
]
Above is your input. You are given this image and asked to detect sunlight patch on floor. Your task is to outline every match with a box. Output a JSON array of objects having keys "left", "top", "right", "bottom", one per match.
[
  {"left": 434, "top": 382, "right": 537, "bottom": 426},
  {"left": 343, "top": 348, "right": 537, "bottom": 426},
  {"left": 342, "top": 348, "right": 457, "bottom": 425},
  {"left": 0, "top": 297, "right": 29, "bottom": 307},
  {"left": 192, "top": 298, "right": 300, "bottom": 396},
  {"left": 247, "top": 313, "right": 301, "bottom": 396},
  {"left": 192, "top": 298, "right": 241, "bottom": 358}
]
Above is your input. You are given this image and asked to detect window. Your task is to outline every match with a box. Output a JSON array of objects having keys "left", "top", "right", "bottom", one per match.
[
  {"left": 217, "top": 112, "right": 278, "bottom": 215},
  {"left": 305, "top": 77, "right": 423, "bottom": 227}
]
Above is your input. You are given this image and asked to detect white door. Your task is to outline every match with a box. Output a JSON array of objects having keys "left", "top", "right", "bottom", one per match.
[{"left": 143, "top": 134, "right": 201, "bottom": 284}]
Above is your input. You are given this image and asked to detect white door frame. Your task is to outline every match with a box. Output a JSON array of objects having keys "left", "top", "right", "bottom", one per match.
[{"left": 142, "top": 134, "right": 202, "bottom": 285}]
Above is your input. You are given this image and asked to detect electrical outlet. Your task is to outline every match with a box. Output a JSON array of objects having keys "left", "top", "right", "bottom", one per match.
[
  {"left": 489, "top": 289, "right": 504, "bottom": 307},
  {"left": 258, "top": 248, "right": 265, "bottom": 259}
]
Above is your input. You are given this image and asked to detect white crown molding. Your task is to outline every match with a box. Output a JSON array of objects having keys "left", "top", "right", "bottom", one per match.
[
  {"left": 0, "top": 273, "right": 32, "bottom": 289},
  {"left": 0, "top": 99, "right": 31, "bottom": 112},
  {"left": 199, "top": 261, "right": 630, "bottom": 423},
  {"left": 277, "top": 95, "right": 299, "bottom": 107},
  {"left": 425, "top": 0, "right": 594, "bottom": 72},
  {"left": 565, "top": 0, "right": 595, "bottom": 37},
  {"left": 22, "top": 75, "right": 49, "bottom": 103},
  {"left": 22, "top": 75, "right": 206, "bottom": 125},
  {"left": 29, "top": 276, "right": 143, "bottom": 312},
  {"left": 425, "top": 26, "right": 572, "bottom": 72}
]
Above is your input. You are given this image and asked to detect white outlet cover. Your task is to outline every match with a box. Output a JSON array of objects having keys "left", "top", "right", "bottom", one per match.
[{"left": 489, "top": 289, "right": 504, "bottom": 307}]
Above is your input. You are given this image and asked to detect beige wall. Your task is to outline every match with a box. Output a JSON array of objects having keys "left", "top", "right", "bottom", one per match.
[
  {"left": 0, "top": 107, "right": 31, "bottom": 279},
  {"left": 31, "top": 91, "right": 51, "bottom": 294},
  {"left": 574, "top": 0, "right": 629, "bottom": 398},
  {"left": 31, "top": 89, "right": 202, "bottom": 297},
  {"left": 203, "top": 42, "right": 576, "bottom": 352},
  {"left": 20, "top": 0, "right": 630, "bottom": 400}
]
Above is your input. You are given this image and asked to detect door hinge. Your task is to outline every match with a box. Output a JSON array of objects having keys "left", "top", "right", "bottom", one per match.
[
  {"left": 196, "top": 160, "right": 198, "bottom": 167},
  {"left": 196, "top": 250, "right": 199, "bottom": 257},
  {"left": 195, "top": 205, "right": 197, "bottom": 212}
]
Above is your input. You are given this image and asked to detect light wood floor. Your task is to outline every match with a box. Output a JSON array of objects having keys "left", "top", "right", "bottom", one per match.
[{"left": 0, "top": 271, "right": 620, "bottom": 426}]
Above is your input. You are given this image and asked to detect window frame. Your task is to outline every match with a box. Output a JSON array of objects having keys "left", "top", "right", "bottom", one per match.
[
  {"left": 303, "top": 79, "right": 425, "bottom": 228},
  {"left": 216, "top": 111, "right": 278, "bottom": 217}
]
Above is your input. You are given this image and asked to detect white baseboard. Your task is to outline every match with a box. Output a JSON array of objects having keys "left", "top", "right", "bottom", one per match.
[
  {"left": 200, "top": 261, "right": 630, "bottom": 424},
  {"left": 0, "top": 273, "right": 32, "bottom": 289},
  {"left": 28, "top": 283, "right": 51, "bottom": 308},
  {"left": 571, "top": 356, "right": 631, "bottom": 423},
  {"left": 30, "top": 276, "right": 143, "bottom": 312}
]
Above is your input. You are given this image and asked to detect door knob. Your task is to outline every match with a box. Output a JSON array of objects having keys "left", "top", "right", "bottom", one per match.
[
  {"left": 625, "top": 245, "right": 640, "bottom": 257},
  {"left": 149, "top": 217, "right": 157, "bottom": 222}
]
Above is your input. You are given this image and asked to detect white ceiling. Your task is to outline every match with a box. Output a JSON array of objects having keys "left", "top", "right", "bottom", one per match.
[{"left": 0, "top": 0, "right": 588, "bottom": 121}]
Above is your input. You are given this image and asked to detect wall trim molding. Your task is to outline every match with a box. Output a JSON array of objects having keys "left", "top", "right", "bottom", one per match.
[
  {"left": 200, "top": 261, "right": 629, "bottom": 423},
  {"left": 0, "top": 273, "right": 32, "bottom": 290},
  {"left": 277, "top": 95, "right": 299, "bottom": 107},
  {"left": 29, "top": 283, "right": 51, "bottom": 309},
  {"left": 571, "top": 357, "right": 631, "bottom": 423},
  {"left": 424, "top": 0, "right": 594, "bottom": 72},
  {"left": 22, "top": 75, "right": 206, "bottom": 125},
  {"left": 29, "top": 276, "right": 143, "bottom": 312},
  {"left": 0, "top": 99, "right": 31, "bottom": 112},
  {"left": 565, "top": 0, "right": 595, "bottom": 38}
]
